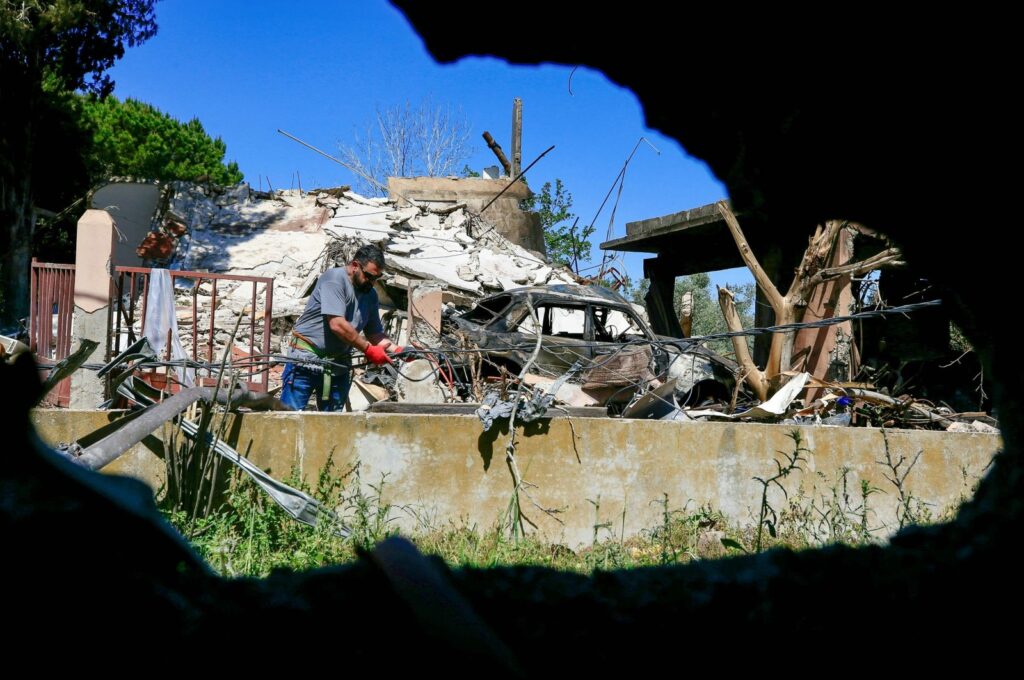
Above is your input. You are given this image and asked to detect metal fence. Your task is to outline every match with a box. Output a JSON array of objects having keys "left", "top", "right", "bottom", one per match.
[
  {"left": 29, "top": 260, "right": 76, "bottom": 406},
  {"left": 110, "top": 267, "right": 275, "bottom": 392}
]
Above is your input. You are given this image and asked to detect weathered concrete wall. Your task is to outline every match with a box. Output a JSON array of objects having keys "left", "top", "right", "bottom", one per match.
[
  {"left": 32, "top": 410, "right": 1000, "bottom": 547},
  {"left": 389, "top": 176, "right": 546, "bottom": 255},
  {"left": 68, "top": 307, "right": 107, "bottom": 409},
  {"left": 89, "top": 182, "right": 161, "bottom": 268}
]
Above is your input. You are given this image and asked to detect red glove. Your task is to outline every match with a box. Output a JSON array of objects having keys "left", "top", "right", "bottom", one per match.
[
  {"left": 365, "top": 344, "right": 392, "bottom": 366},
  {"left": 388, "top": 345, "right": 405, "bottom": 355}
]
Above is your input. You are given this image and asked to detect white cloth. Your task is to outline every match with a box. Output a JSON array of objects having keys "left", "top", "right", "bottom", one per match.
[{"left": 144, "top": 269, "right": 195, "bottom": 387}]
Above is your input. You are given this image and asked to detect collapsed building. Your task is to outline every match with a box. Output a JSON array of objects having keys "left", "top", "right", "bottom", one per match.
[
  {"left": 149, "top": 179, "right": 578, "bottom": 359},
  {"left": 20, "top": 175, "right": 994, "bottom": 432}
]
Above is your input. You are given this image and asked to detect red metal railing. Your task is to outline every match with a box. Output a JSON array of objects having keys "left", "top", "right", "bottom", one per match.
[
  {"left": 29, "top": 259, "right": 76, "bottom": 407},
  {"left": 110, "top": 267, "right": 275, "bottom": 392}
]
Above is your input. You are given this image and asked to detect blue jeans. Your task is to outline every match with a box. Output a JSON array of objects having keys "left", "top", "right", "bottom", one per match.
[{"left": 280, "top": 360, "right": 352, "bottom": 412}]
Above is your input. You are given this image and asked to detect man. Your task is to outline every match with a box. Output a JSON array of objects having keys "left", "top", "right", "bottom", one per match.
[{"left": 280, "top": 244, "right": 401, "bottom": 411}]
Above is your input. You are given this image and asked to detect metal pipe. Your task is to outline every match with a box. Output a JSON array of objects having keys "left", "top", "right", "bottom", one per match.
[{"left": 74, "top": 385, "right": 274, "bottom": 471}]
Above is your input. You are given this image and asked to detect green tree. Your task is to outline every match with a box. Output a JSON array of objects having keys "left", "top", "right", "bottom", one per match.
[
  {"left": 523, "top": 179, "right": 594, "bottom": 271},
  {"left": 1, "top": 0, "right": 158, "bottom": 325},
  {"left": 80, "top": 95, "right": 243, "bottom": 184},
  {"left": 627, "top": 273, "right": 755, "bottom": 355}
]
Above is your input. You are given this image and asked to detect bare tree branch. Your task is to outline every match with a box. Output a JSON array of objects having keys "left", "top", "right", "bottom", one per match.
[
  {"left": 339, "top": 97, "right": 473, "bottom": 196},
  {"left": 716, "top": 200, "right": 785, "bottom": 313},
  {"left": 719, "top": 286, "right": 769, "bottom": 401}
]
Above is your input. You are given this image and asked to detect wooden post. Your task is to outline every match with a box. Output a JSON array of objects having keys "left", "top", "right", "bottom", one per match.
[
  {"left": 482, "top": 131, "right": 513, "bottom": 175},
  {"left": 511, "top": 98, "right": 522, "bottom": 176}
]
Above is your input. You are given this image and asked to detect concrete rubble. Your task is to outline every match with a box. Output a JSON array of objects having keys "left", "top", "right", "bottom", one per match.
[
  {"left": 92, "top": 180, "right": 996, "bottom": 431},
  {"left": 122, "top": 180, "right": 580, "bottom": 401}
]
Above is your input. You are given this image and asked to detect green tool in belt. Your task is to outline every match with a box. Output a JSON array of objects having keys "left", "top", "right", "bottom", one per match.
[{"left": 290, "top": 332, "right": 349, "bottom": 401}]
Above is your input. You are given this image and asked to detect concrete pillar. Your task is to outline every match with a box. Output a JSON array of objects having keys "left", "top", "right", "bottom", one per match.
[
  {"left": 69, "top": 183, "right": 162, "bottom": 407},
  {"left": 70, "top": 210, "right": 116, "bottom": 408},
  {"left": 643, "top": 257, "right": 679, "bottom": 337}
]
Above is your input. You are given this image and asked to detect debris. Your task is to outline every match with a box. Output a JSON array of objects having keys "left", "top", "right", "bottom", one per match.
[
  {"left": 1, "top": 334, "right": 30, "bottom": 363},
  {"left": 447, "top": 284, "right": 738, "bottom": 408},
  {"left": 672, "top": 372, "right": 810, "bottom": 422},
  {"left": 37, "top": 340, "right": 99, "bottom": 404},
  {"left": 395, "top": 358, "right": 449, "bottom": 404},
  {"left": 70, "top": 381, "right": 287, "bottom": 471},
  {"left": 522, "top": 373, "right": 599, "bottom": 407},
  {"left": 947, "top": 420, "right": 1000, "bottom": 434},
  {"left": 740, "top": 372, "right": 810, "bottom": 419},
  {"left": 622, "top": 380, "right": 678, "bottom": 419}
]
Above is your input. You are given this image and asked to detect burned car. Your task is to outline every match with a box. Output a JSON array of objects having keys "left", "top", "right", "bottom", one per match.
[{"left": 442, "top": 284, "right": 739, "bottom": 406}]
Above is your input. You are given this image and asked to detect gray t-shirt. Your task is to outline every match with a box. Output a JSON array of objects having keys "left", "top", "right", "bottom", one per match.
[{"left": 292, "top": 267, "right": 383, "bottom": 358}]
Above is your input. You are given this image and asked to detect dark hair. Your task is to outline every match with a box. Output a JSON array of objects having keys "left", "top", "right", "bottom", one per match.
[{"left": 353, "top": 244, "right": 385, "bottom": 269}]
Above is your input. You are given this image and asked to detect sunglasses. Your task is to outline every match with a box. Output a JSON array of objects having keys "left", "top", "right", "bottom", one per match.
[{"left": 358, "top": 263, "right": 384, "bottom": 282}]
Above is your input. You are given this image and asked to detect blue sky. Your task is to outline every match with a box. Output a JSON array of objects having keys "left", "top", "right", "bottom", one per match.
[{"left": 108, "top": 0, "right": 751, "bottom": 289}]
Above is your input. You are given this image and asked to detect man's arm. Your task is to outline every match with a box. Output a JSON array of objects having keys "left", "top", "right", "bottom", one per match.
[
  {"left": 363, "top": 301, "right": 399, "bottom": 353},
  {"left": 326, "top": 315, "right": 373, "bottom": 353},
  {"left": 326, "top": 317, "right": 399, "bottom": 354}
]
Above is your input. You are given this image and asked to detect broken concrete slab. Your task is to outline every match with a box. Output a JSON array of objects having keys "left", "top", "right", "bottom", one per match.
[{"left": 395, "top": 359, "right": 447, "bottom": 403}]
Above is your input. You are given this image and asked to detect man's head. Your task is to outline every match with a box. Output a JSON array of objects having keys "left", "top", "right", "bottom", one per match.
[{"left": 348, "top": 244, "right": 386, "bottom": 294}]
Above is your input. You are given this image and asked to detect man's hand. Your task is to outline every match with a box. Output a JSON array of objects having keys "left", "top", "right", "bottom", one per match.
[{"left": 365, "top": 344, "right": 392, "bottom": 366}]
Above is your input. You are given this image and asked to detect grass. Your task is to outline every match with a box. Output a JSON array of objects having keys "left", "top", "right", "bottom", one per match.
[
  {"left": 163, "top": 469, "right": 972, "bottom": 579},
  {"left": 161, "top": 424, "right": 981, "bottom": 577}
]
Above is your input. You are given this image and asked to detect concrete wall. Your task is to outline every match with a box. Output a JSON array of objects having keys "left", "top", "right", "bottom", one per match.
[
  {"left": 89, "top": 182, "right": 162, "bottom": 268},
  {"left": 389, "top": 177, "right": 546, "bottom": 255},
  {"left": 32, "top": 410, "right": 1001, "bottom": 547}
]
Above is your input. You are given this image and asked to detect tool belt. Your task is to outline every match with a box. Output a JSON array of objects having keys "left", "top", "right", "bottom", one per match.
[{"left": 289, "top": 331, "right": 350, "bottom": 400}]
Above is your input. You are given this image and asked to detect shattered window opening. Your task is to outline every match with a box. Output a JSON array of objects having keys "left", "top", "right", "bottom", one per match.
[
  {"left": 507, "top": 303, "right": 588, "bottom": 340},
  {"left": 591, "top": 306, "right": 645, "bottom": 342}
]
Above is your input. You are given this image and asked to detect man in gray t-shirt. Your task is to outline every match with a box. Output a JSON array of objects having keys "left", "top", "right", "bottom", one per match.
[{"left": 281, "top": 244, "right": 401, "bottom": 411}]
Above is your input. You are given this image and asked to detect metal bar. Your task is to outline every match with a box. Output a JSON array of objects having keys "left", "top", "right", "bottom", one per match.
[
  {"left": 36, "top": 263, "right": 45, "bottom": 354},
  {"left": 53, "top": 269, "right": 62, "bottom": 359},
  {"left": 166, "top": 275, "right": 174, "bottom": 362},
  {"left": 58, "top": 272, "right": 74, "bottom": 406},
  {"left": 51, "top": 268, "right": 58, "bottom": 358},
  {"left": 262, "top": 279, "right": 274, "bottom": 388},
  {"left": 191, "top": 277, "right": 199, "bottom": 362},
  {"left": 114, "top": 265, "right": 273, "bottom": 285},
  {"left": 114, "top": 272, "right": 124, "bottom": 356},
  {"left": 65, "top": 269, "right": 74, "bottom": 356},
  {"left": 59, "top": 268, "right": 67, "bottom": 357},
  {"left": 30, "top": 262, "right": 74, "bottom": 270},
  {"left": 128, "top": 270, "right": 137, "bottom": 342},
  {"left": 35, "top": 264, "right": 45, "bottom": 356},
  {"left": 209, "top": 278, "right": 217, "bottom": 366},
  {"left": 250, "top": 281, "right": 257, "bottom": 383},
  {"left": 139, "top": 271, "right": 149, "bottom": 337},
  {"left": 55, "top": 270, "right": 66, "bottom": 360},
  {"left": 28, "top": 260, "right": 37, "bottom": 353},
  {"left": 103, "top": 282, "right": 114, "bottom": 368},
  {"left": 65, "top": 268, "right": 75, "bottom": 357},
  {"left": 43, "top": 266, "right": 53, "bottom": 359}
]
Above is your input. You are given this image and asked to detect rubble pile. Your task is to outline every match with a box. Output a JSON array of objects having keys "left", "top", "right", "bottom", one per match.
[
  {"left": 139, "top": 180, "right": 577, "bottom": 360},
  {"left": 100, "top": 181, "right": 997, "bottom": 433}
]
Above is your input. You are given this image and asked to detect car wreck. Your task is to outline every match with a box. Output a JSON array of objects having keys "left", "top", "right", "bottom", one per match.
[{"left": 412, "top": 284, "right": 741, "bottom": 412}]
